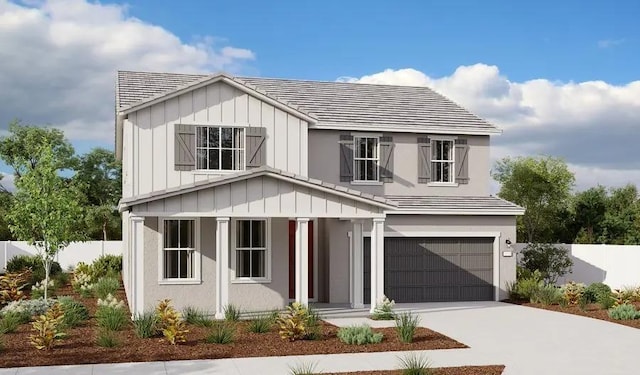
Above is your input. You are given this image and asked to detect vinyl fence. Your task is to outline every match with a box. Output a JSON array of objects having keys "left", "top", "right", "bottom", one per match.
[
  {"left": 515, "top": 243, "right": 640, "bottom": 289},
  {"left": 1, "top": 241, "right": 123, "bottom": 272}
]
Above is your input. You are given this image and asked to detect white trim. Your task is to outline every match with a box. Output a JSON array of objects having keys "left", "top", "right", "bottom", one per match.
[
  {"left": 350, "top": 131, "right": 383, "bottom": 138},
  {"left": 493, "top": 234, "right": 501, "bottom": 301},
  {"left": 350, "top": 220, "right": 364, "bottom": 309},
  {"left": 312, "top": 218, "right": 319, "bottom": 303},
  {"left": 131, "top": 211, "right": 388, "bottom": 219},
  {"left": 157, "top": 217, "right": 202, "bottom": 284},
  {"left": 429, "top": 135, "right": 458, "bottom": 141},
  {"left": 295, "top": 218, "right": 310, "bottom": 305},
  {"left": 130, "top": 215, "right": 145, "bottom": 317},
  {"left": 194, "top": 125, "right": 246, "bottom": 172},
  {"left": 384, "top": 210, "right": 525, "bottom": 216},
  {"left": 181, "top": 122, "right": 250, "bottom": 128},
  {"left": 352, "top": 135, "right": 380, "bottom": 183},
  {"left": 215, "top": 217, "right": 230, "bottom": 319},
  {"left": 351, "top": 181, "right": 383, "bottom": 186},
  {"left": 230, "top": 218, "right": 272, "bottom": 283},
  {"left": 427, "top": 182, "right": 459, "bottom": 187},
  {"left": 310, "top": 123, "right": 502, "bottom": 135},
  {"left": 430, "top": 137, "right": 455, "bottom": 184}
]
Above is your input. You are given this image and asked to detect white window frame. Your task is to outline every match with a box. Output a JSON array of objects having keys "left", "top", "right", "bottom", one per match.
[
  {"left": 429, "top": 137, "right": 456, "bottom": 185},
  {"left": 195, "top": 125, "right": 246, "bottom": 172},
  {"left": 158, "top": 217, "right": 202, "bottom": 285},
  {"left": 352, "top": 135, "right": 380, "bottom": 183},
  {"left": 231, "top": 218, "right": 272, "bottom": 284}
]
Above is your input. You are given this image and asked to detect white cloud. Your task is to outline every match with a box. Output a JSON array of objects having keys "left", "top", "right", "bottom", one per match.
[
  {"left": 0, "top": 0, "right": 255, "bottom": 144},
  {"left": 0, "top": 173, "right": 15, "bottom": 192},
  {"left": 344, "top": 65, "right": 640, "bottom": 191},
  {"left": 597, "top": 38, "right": 625, "bottom": 48}
]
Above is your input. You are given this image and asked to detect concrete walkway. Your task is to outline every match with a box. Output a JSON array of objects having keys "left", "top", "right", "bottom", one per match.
[{"left": 3, "top": 302, "right": 639, "bottom": 374}]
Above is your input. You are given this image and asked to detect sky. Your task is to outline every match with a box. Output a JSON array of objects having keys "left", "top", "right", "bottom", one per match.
[{"left": 0, "top": 0, "right": 639, "bottom": 192}]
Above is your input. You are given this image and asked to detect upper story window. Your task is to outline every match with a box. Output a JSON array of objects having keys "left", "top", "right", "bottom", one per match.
[
  {"left": 353, "top": 136, "right": 379, "bottom": 182},
  {"left": 196, "top": 126, "right": 245, "bottom": 171},
  {"left": 431, "top": 139, "right": 454, "bottom": 183}
]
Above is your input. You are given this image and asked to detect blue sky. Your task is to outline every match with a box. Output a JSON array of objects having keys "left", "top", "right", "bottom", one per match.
[
  {"left": 0, "top": 0, "right": 638, "bottom": 191},
  {"left": 112, "top": 0, "right": 638, "bottom": 84}
]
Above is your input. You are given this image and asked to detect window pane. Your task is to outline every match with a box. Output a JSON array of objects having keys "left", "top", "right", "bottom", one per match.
[
  {"left": 178, "top": 250, "right": 192, "bottom": 278},
  {"left": 251, "top": 250, "right": 266, "bottom": 278},
  {"left": 196, "top": 149, "right": 207, "bottom": 169},
  {"left": 366, "top": 138, "right": 376, "bottom": 158},
  {"left": 367, "top": 160, "right": 377, "bottom": 181},
  {"left": 432, "top": 162, "right": 442, "bottom": 182},
  {"left": 251, "top": 220, "right": 265, "bottom": 247},
  {"left": 164, "top": 250, "right": 178, "bottom": 279},
  {"left": 432, "top": 141, "right": 441, "bottom": 160},
  {"left": 443, "top": 162, "right": 451, "bottom": 182},
  {"left": 354, "top": 160, "right": 366, "bottom": 180},
  {"left": 207, "top": 149, "right": 219, "bottom": 170},
  {"left": 164, "top": 220, "right": 179, "bottom": 248},
  {"left": 221, "top": 127, "right": 233, "bottom": 148},
  {"left": 234, "top": 128, "right": 244, "bottom": 148},
  {"left": 356, "top": 138, "right": 366, "bottom": 158},
  {"left": 234, "top": 150, "right": 244, "bottom": 170},
  {"left": 221, "top": 149, "right": 233, "bottom": 170},
  {"left": 208, "top": 127, "right": 219, "bottom": 147},
  {"left": 179, "top": 220, "right": 194, "bottom": 248},
  {"left": 237, "top": 220, "right": 251, "bottom": 248},
  {"left": 443, "top": 141, "right": 452, "bottom": 161},
  {"left": 236, "top": 250, "right": 251, "bottom": 277},
  {"left": 197, "top": 127, "right": 207, "bottom": 147}
]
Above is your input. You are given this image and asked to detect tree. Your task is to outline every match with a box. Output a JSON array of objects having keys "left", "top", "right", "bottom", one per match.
[
  {"left": 0, "top": 120, "right": 76, "bottom": 178},
  {"left": 600, "top": 184, "right": 640, "bottom": 244},
  {"left": 8, "top": 144, "right": 85, "bottom": 300},
  {"left": 73, "top": 148, "right": 122, "bottom": 240},
  {"left": 519, "top": 243, "right": 573, "bottom": 284},
  {"left": 492, "top": 156, "right": 575, "bottom": 243},
  {"left": 572, "top": 186, "right": 607, "bottom": 243},
  {"left": 0, "top": 176, "right": 14, "bottom": 240}
]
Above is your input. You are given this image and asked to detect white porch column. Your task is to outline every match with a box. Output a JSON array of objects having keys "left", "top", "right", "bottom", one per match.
[
  {"left": 215, "top": 217, "right": 230, "bottom": 319},
  {"left": 295, "top": 218, "right": 310, "bottom": 306},
  {"left": 130, "top": 215, "right": 145, "bottom": 319},
  {"left": 370, "top": 217, "right": 385, "bottom": 313},
  {"left": 351, "top": 220, "right": 364, "bottom": 308}
]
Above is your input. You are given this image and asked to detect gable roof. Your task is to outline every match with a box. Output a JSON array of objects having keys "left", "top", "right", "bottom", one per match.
[
  {"left": 116, "top": 71, "right": 500, "bottom": 135},
  {"left": 119, "top": 165, "right": 396, "bottom": 212}
]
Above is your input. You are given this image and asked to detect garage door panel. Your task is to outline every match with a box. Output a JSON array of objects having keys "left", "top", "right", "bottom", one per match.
[
  {"left": 461, "top": 286, "right": 494, "bottom": 300},
  {"left": 424, "top": 270, "right": 459, "bottom": 285},
  {"left": 460, "top": 269, "right": 493, "bottom": 284},
  {"left": 460, "top": 254, "right": 493, "bottom": 269}
]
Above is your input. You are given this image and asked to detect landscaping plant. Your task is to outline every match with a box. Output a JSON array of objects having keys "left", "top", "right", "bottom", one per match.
[
  {"left": 337, "top": 324, "right": 383, "bottom": 345},
  {"left": 248, "top": 313, "right": 274, "bottom": 333},
  {"left": 29, "top": 303, "right": 65, "bottom": 350},
  {"left": 156, "top": 299, "right": 188, "bottom": 345},
  {"left": 205, "top": 321, "right": 235, "bottom": 344},
  {"left": 371, "top": 295, "right": 396, "bottom": 320},
  {"left": 583, "top": 282, "right": 612, "bottom": 304},
  {"left": 0, "top": 312, "right": 23, "bottom": 334},
  {"left": 223, "top": 303, "right": 241, "bottom": 322},
  {"left": 560, "top": 282, "right": 586, "bottom": 305},
  {"left": 57, "top": 296, "right": 89, "bottom": 328},
  {"left": 133, "top": 311, "right": 159, "bottom": 338},
  {"left": 96, "top": 295, "right": 128, "bottom": 331},
  {"left": 6, "top": 255, "right": 62, "bottom": 286},
  {"left": 288, "top": 361, "right": 321, "bottom": 375},
  {"left": 30, "top": 279, "right": 56, "bottom": 300},
  {"left": 398, "top": 353, "right": 433, "bottom": 375},
  {"left": 530, "top": 284, "right": 562, "bottom": 305},
  {"left": 608, "top": 304, "right": 640, "bottom": 320},
  {"left": 93, "top": 277, "right": 120, "bottom": 299},
  {"left": 0, "top": 270, "right": 31, "bottom": 304},
  {"left": 395, "top": 312, "right": 420, "bottom": 343},
  {"left": 276, "top": 302, "right": 321, "bottom": 342},
  {"left": 96, "top": 329, "right": 119, "bottom": 348},
  {"left": 90, "top": 255, "right": 122, "bottom": 280},
  {"left": 182, "top": 306, "right": 213, "bottom": 327},
  {"left": 518, "top": 243, "right": 573, "bottom": 284},
  {"left": 1, "top": 298, "right": 55, "bottom": 318},
  {"left": 513, "top": 270, "right": 544, "bottom": 301}
]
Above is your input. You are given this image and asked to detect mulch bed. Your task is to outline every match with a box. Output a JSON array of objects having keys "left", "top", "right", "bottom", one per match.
[
  {"left": 0, "top": 282, "right": 467, "bottom": 368},
  {"left": 328, "top": 365, "right": 505, "bottom": 375},
  {"left": 510, "top": 300, "right": 640, "bottom": 329}
]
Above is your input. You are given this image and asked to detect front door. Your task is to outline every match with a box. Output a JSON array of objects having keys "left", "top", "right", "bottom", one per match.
[{"left": 288, "top": 220, "right": 314, "bottom": 299}]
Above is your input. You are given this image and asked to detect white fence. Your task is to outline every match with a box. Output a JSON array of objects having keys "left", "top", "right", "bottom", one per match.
[
  {"left": 1, "top": 241, "right": 123, "bottom": 272},
  {"left": 515, "top": 243, "right": 640, "bottom": 289}
]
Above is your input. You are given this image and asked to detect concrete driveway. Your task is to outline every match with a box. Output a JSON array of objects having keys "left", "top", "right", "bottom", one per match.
[{"left": 2, "top": 302, "right": 638, "bottom": 374}]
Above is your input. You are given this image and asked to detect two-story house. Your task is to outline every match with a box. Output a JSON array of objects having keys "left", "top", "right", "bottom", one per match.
[{"left": 115, "top": 71, "right": 524, "bottom": 318}]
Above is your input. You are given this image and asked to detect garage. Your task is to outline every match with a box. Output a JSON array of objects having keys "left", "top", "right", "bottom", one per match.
[{"left": 364, "top": 237, "right": 495, "bottom": 303}]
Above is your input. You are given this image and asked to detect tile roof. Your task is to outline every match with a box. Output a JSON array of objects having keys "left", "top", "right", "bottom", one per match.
[
  {"left": 385, "top": 195, "right": 525, "bottom": 215},
  {"left": 116, "top": 71, "right": 500, "bottom": 134}
]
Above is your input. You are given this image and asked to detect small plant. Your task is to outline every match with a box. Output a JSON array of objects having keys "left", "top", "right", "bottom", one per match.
[
  {"left": 57, "top": 297, "right": 89, "bottom": 328},
  {"left": 133, "top": 311, "right": 159, "bottom": 338},
  {"left": 156, "top": 299, "right": 188, "bottom": 345},
  {"left": 223, "top": 303, "right": 241, "bottom": 322},
  {"left": 0, "top": 312, "right": 24, "bottom": 333},
  {"left": 608, "top": 304, "right": 640, "bottom": 320},
  {"left": 97, "top": 293, "right": 126, "bottom": 309},
  {"left": 513, "top": 270, "right": 544, "bottom": 301},
  {"left": 29, "top": 303, "right": 65, "bottom": 350},
  {"left": 30, "top": 279, "right": 56, "bottom": 300},
  {"left": 0, "top": 270, "right": 31, "bottom": 304},
  {"left": 6, "top": 255, "right": 62, "bottom": 285},
  {"left": 90, "top": 255, "right": 122, "bottom": 280},
  {"left": 1, "top": 298, "right": 56, "bottom": 318},
  {"left": 53, "top": 272, "right": 70, "bottom": 287},
  {"left": 96, "top": 329, "right": 119, "bottom": 348},
  {"left": 182, "top": 306, "right": 213, "bottom": 327},
  {"left": 372, "top": 295, "right": 396, "bottom": 320},
  {"left": 596, "top": 291, "right": 615, "bottom": 309},
  {"left": 288, "top": 361, "right": 321, "bottom": 375},
  {"left": 96, "top": 296, "right": 128, "bottom": 332},
  {"left": 276, "top": 302, "right": 320, "bottom": 342},
  {"left": 519, "top": 243, "right": 573, "bottom": 284},
  {"left": 248, "top": 314, "right": 274, "bottom": 333},
  {"left": 206, "top": 321, "right": 236, "bottom": 344},
  {"left": 395, "top": 312, "right": 420, "bottom": 343},
  {"left": 612, "top": 288, "right": 636, "bottom": 307},
  {"left": 583, "top": 282, "right": 612, "bottom": 304},
  {"left": 93, "top": 277, "right": 120, "bottom": 299},
  {"left": 337, "top": 324, "right": 383, "bottom": 345},
  {"left": 531, "top": 284, "right": 562, "bottom": 305},
  {"left": 560, "top": 282, "right": 586, "bottom": 305},
  {"left": 398, "top": 353, "right": 433, "bottom": 375},
  {"left": 72, "top": 269, "right": 94, "bottom": 297}
]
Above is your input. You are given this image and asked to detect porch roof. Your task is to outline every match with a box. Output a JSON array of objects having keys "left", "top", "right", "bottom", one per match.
[
  {"left": 119, "top": 166, "right": 396, "bottom": 218},
  {"left": 385, "top": 195, "right": 525, "bottom": 215}
]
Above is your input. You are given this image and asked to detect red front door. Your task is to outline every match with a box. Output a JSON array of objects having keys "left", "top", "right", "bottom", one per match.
[{"left": 288, "top": 220, "right": 314, "bottom": 299}]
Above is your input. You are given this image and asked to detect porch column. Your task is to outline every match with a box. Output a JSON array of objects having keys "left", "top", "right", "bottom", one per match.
[
  {"left": 295, "top": 218, "right": 310, "bottom": 306},
  {"left": 130, "top": 215, "right": 145, "bottom": 319},
  {"left": 370, "top": 217, "right": 385, "bottom": 313},
  {"left": 351, "top": 220, "right": 364, "bottom": 308},
  {"left": 215, "top": 217, "right": 230, "bottom": 319}
]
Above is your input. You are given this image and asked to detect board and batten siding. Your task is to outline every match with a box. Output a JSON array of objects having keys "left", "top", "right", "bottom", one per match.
[
  {"left": 122, "top": 81, "right": 309, "bottom": 198},
  {"left": 130, "top": 176, "right": 384, "bottom": 218}
]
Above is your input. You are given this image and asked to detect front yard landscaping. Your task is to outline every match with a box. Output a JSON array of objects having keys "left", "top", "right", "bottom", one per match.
[
  {"left": 0, "top": 255, "right": 469, "bottom": 369},
  {"left": 326, "top": 365, "right": 505, "bottom": 375}
]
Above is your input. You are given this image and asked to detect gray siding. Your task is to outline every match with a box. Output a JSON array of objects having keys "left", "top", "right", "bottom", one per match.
[{"left": 308, "top": 129, "right": 491, "bottom": 196}]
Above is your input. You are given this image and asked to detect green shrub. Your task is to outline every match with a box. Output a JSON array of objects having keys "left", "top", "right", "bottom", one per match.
[
  {"left": 1, "top": 298, "right": 55, "bottom": 318},
  {"left": 288, "top": 361, "right": 320, "bottom": 375},
  {"left": 206, "top": 322, "right": 235, "bottom": 344},
  {"left": 371, "top": 295, "right": 395, "bottom": 320},
  {"left": 608, "top": 304, "right": 640, "bottom": 320},
  {"left": 519, "top": 243, "right": 573, "bottom": 284},
  {"left": 182, "top": 306, "right": 212, "bottom": 327},
  {"left": 513, "top": 270, "right": 544, "bottom": 301},
  {"left": 0, "top": 312, "right": 23, "bottom": 333},
  {"left": 398, "top": 353, "right": 433, "bottom": 375},
  {"left": 53, "top": 272, "right": 70, "bottom": 287},
  {"left": 30, "top": 279, "right": 56, "bottom": 300},
  {"left": 395, "top": 312, "right": 420, "bottom": 343},
  {"left": 276, "top": 303, "right": 321, "bottom": 341},
  {"left": 597, "top": 291, "right": 616, "bottom": 309},
  {"left": 6, "top": 255, "right": 62, "bottom": 285},
  {"left": 57, "top": 297, "right": 89, "bottom": 328},
  {"left": 223, "top": 304, "right": 241, "bottom": 322},
  {"left": 133, "top": 311, "right": 159, "bottom": 338},
  {"left": 90, "top": 255, "right": 122, "bottom": 280},
  {"left": 337, "top": 325, "right": 383, "bottom": 345},
  {"left": 531, "top": 284, "right": 562, "bottom": 305},
  {"left": 96, "top": 329, "right": 119, "bottom": 348},
  {"left": 248, "top": 314, "right": 274, "bottom": 333},
  {"left": 583, "top": 282, "right": 612, "bottom": 304},
  {"left": 96, "top": 306, "right": 128, "bottom": 331},
  {"left": 93, "top": 277, "right": 120, "bottom": 299}
]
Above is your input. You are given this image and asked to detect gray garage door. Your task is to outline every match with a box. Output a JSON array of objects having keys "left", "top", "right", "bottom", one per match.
[{"left": 364, "top": 237, "right": 494, "bottom": 303}]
